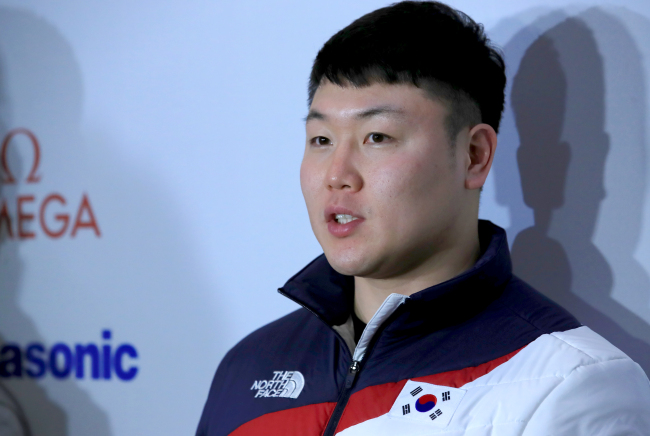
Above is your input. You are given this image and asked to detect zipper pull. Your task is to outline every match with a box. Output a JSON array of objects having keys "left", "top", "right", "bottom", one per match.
[{"left": 345, "top": 360, "right": 361, "bottom": 388}]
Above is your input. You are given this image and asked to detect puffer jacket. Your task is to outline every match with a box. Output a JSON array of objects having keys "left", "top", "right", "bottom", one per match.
[{"left": 197, "top": 220, "right": 650, "bottom": 435}]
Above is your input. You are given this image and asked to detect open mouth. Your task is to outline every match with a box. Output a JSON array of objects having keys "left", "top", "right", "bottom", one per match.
[{"left": 334, "top": 214, "right": 359, "bottom": 225}]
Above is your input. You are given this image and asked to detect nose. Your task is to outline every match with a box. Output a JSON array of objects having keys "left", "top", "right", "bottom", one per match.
[{"left": 325, "top": 142, "right": 363, "bottom": 192}]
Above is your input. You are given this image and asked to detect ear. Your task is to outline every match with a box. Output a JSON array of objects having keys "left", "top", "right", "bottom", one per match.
[{"left": 464, "top": 123, "right": 497, "bottom": 190}]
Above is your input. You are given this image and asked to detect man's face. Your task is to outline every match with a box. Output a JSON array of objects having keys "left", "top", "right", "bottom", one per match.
[{"left": 301, "top": 81, "right": 470, "bottom": 279}]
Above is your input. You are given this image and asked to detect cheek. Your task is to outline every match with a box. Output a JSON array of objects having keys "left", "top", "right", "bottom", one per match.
[
  {"left": 372, "top": 153, "right": 437, "bottom": 203},
  {"left": 369, "top": 152, "right": 452, "bottom": 233},
  {"left": 300, "top": 158, "right": 321, "bottom": 215}
]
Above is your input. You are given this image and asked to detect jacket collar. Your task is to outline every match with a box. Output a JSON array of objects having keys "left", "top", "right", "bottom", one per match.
[{"left": 279, "top": 220, "right": 512, "bottom": 330}]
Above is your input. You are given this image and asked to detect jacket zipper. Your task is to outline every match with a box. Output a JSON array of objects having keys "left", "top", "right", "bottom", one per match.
[
  {"left": 322, "top": 302, "right": 405, "bottom": 436},
  {"left": 321, "top": 359, "right": 360, "bottom": 436},
  {"left": 278, "top": 287, "right": 362, "bottom": 435},
  {"left": 278, "top": 288, "right": 405, "bottom": 436}
]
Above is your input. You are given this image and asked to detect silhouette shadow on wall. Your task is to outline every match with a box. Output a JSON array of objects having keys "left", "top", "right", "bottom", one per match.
[
  {"left": 0, "top": 7, "right": 111, "bottom": 436},
  {"left": 502, "top": 9, "right": 650, "bottom": 375},
  {"left": 0, "top": 151, "right": 35, "bottom": 436},
  {"left": 0, "top": 350, "right": 32, "bottom": 436}
]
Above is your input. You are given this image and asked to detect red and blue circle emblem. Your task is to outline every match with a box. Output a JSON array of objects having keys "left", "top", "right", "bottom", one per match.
[{"left": 415, "top": 394, "right": 437, "bottom": 412}]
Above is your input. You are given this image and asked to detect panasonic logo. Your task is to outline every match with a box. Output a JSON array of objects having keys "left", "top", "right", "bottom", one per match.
[{"left": 0, "top": 330, "right": 138, "bottom": 381}]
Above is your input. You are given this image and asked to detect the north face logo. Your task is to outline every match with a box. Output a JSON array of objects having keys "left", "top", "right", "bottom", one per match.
[{"left": 251, "top": 371, "right": 305, "bottom": 399}]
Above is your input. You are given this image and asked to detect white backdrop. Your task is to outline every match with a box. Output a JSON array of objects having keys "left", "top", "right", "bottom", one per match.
[{"left": 0, "top": 1, "right": 649, "bottom": 435}]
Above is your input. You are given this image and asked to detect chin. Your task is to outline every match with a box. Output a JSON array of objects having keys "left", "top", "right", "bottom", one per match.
[{"left": 323, "top": 248, "right": 374, "bottom": 277}]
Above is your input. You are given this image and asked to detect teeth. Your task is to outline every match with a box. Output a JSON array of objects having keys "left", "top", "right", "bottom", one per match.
[{"left": 335, "top": 214, "right": 358, "bottom": 225}]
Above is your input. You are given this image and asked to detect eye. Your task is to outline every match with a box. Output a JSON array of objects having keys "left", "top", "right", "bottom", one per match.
[
  {"left": 366, "top": 132, "right": 390, "bottom": 144},
  {"left": 310, "top": 136, "right": 332, "bottom": 146}
]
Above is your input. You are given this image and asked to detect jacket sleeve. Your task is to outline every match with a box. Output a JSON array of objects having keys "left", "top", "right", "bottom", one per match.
[
  {"left": 522, "top": 358, "right": 650, "bottom": 435},
  {"left": 196, "top": 346, "right": 237, "bottom": 436}
]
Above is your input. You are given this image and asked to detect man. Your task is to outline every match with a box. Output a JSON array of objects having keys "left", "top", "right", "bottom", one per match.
[{"left": 197, "top": 2, "right": 650, "bottom": 435}]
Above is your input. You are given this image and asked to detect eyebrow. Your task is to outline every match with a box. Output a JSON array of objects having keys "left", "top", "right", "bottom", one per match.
[{"left": 304, "top": 106, "right": 406, "bottom": 123}]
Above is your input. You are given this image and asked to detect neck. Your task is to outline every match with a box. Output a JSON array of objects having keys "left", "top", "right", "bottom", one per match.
[{"left": 353, "top": 221, "right": 481, "bottom": 324}]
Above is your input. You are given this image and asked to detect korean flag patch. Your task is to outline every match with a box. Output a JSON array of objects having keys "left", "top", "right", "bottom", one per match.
[{"left": 388, "top": 380, "right": 466, "bottom": 427}]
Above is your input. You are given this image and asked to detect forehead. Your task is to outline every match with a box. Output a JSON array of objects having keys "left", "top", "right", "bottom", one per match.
[{"left": 306, "top": 81, "right": 448, "bottom": 126}]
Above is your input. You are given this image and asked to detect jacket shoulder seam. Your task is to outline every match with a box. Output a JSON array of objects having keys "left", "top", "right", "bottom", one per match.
[{"left": 548, "top": 329, "right": 624, "bottom": 364}]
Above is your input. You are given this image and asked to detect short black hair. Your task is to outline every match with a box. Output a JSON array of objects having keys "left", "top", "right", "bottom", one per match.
[{"left": 308, "top": 1, "right": 506, "bottom": 140}]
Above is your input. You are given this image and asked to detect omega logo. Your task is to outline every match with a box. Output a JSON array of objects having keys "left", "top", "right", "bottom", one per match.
[
  {"left": 0, "top": 128, "right": 101, "bottom": 239},
  {"left": 1, "top": 128, "right": 41, "bottom": 184}
]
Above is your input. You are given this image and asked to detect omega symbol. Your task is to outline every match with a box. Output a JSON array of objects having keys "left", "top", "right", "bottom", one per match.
[
  {"left": 0, "top": 128, "right": 101, "bottom": 239},
  {"left": 1, "top": 128, "right": 42, "bottom": 184}
]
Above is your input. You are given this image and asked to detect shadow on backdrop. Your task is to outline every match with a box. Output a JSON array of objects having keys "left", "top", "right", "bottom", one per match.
[
  {"left": 502, "top": 8, "right": 650, "bottom": 375},
  {"left": 0, "top": 163, "right": 32, "bottom": 432},
  {"left": 0, "top": 359, "right": 31, "bottom": 436},
  {"left": 0, "top": 16, "right": 31, "bottom": 432},
  {"left": 0, "top": 7, "right": 111, "bottom": 436}
]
